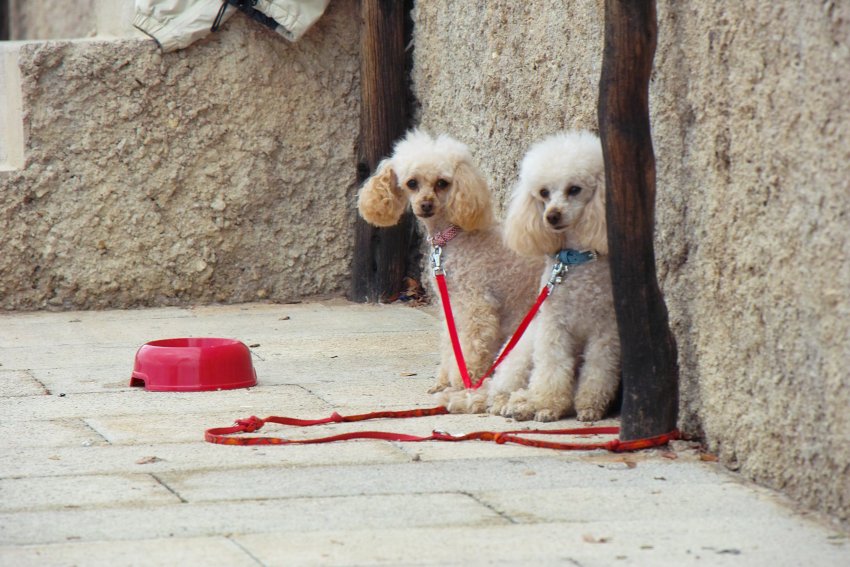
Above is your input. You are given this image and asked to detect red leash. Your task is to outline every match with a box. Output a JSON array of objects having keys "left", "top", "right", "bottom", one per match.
[
  {"left": 432, "top": 244, "right": 566, "bottom": 390},
  {"left": 205, "top": 406, "right": 679, "bottom": 450},
  {"left": 206, "top": 243, "right": 680, "bottom": 451},
  {"left": 435, "top": 272, "right": 550, "bottom": 389}
]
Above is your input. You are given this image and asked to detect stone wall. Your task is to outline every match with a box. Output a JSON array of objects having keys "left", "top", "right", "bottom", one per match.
[
  {"left": 0, "top": 1, "right": 360, "bottom": 309},
  {"left": 8, "top": 0, "right": 99, "bottom": 40},
  {"left": 411, "top": 0, "right": 850, "bottom": 523}
]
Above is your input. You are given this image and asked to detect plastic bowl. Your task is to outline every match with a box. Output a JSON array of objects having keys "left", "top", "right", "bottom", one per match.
[{"left": 130, "top": 338, "right": 257, "bottom": 392}]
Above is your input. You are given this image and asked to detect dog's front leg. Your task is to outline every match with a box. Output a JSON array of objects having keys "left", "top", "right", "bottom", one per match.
[
  {"left": 574, "top": 330, "right": 621, "bottom": 422},
  {"left": 428, "top": 330, "right": 461, "bottom": 394},
  {"left": 458, "top": 294, "right": 503, "bottom": 385},
  {"left": 489, "top": 321, "right": 536, "bottom": 416},
  {"left": 506, "top": 319, "right": 577, "bottom": 422}
]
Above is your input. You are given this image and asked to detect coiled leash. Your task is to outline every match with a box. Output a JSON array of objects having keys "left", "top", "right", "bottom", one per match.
[
  {"left": 205, "top": 234, "right": 679, "bottom": 450},
  {"left": 205, "top": 405, "right": 679, "bottom": 450}
]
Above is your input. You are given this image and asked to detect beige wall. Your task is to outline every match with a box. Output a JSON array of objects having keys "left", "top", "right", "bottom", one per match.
[
  {"left": 9, "top": 0, "right": 98, "bottom": 40},
  {"left": 411, "top": 0, "right": 850, "bottom": 523},
  {"left": 0, "top": 1, "right": 360, "bottom": 309}
]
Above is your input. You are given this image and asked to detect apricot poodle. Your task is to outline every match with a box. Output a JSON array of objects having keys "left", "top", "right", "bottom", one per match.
[{"left": 357, "top": 129, "right": 541, "bottom": 394}]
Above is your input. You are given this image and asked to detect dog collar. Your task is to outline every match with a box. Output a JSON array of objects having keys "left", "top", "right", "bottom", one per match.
[
  {"left": 428, "top": 225, "right": 462, "bottom": 247},
  {"left": 554, "top": 249, "right": 597, "bottom": 265}
]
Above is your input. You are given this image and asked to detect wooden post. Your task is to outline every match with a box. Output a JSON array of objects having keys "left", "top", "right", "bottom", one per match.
[
  {"left": 597, "top": 0, "right": 679, "bottom": 440},
  {"left": 0, "top": 0, "right": 9, "bottom": 41},
  {"left": 351, "top": 0, "right": 415, "bottom": 303}
]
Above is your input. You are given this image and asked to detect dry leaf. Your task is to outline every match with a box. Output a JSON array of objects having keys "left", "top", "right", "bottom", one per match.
[
  {"left": 400, "top": 372, "right": 417, "bottom": 377},
  {"left": 583, "top": 534, "right": 611, "bottom": 544},
  {"left": 661, "top": 451, "right": 678, "bottom": 460},
  {"left": 136, "top": 456, "right": 164, "bottom": 465},
  {"left": 700, "top": 453, "right": 719, "bottom": 462}
]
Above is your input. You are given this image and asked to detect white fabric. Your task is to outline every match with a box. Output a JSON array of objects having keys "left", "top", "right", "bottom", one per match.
[{"left": 134, "top": 0, "right": 330, "bottom": 52}]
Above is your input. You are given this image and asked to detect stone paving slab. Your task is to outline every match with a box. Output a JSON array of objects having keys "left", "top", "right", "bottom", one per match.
[
  {"left": 233, "top": 521, "right": 849, "bottom": 567},
  {"left": 0, "top": 384, "right": 330, "bottom": 421},
  {"left": 0, "top": 537, "right": 259, "bottom": 567},
  {"left": 0, "top": 493, "right": 503, "bottom": 546},
  {"left": 0, "top": 473, "right": 180, "bottom": 512},
  {"left": 0, "top": 301, "right": 847, "bottom": 566},
  {"left": 0, "top": 441, "right": 410, "bottom": 478},
  {"left": 0, "top": 370, "right": 47, "bottom": 396}
]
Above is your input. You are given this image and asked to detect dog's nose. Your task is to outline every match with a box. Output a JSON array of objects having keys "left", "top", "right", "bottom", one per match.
[
  {"left": 421, "top": 201, "right": 434, "bottom": 214},
  {"left": 546, "top": 210, "right": 561, "bottom": 226}
]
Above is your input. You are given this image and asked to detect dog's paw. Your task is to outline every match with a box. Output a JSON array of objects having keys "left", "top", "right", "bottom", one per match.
[
  {"left": 576, "top": 405, "right": 605, "bottom": 423},
  {"left": 575, "top": 388, "right": 612, "bottom": 422},
  {"left": 489, "top": 392, "right": 509, "bottom": 416},
  {"left": 505, "top": 389, "right": 536, "bottom": 421},
  {"left": 427, "top": 381, "right": 451, "bottom": 394},
  {"left": 444, "top": 390, "right": 487, "bottom": 414},
  {"left": 533, "top": 408, "right": 562, "bottom": 422}
]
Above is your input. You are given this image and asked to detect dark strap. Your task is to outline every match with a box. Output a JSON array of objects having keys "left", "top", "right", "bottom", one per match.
[{"left": 212, "top": 0, "right": 278, "bottom": 33}]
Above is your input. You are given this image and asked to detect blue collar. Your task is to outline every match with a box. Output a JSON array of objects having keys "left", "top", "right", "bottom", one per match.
[{"left": 554, "top": 249, "right": 597, "bottom": 266}]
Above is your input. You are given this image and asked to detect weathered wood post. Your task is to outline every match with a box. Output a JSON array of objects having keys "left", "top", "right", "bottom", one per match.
[
  {"left": 0, "top": 0, "right": 9, "bottom": 41},
  {"left": 597, "top": 0, "right": 679, "bottom": 440},
  {"left": 351, "top": 0, "right": 415, "bottom": 302}
]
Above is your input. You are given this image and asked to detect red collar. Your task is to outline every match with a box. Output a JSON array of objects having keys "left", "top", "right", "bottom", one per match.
[{"left": 428, "top": 225, "right": 462, "bottom": 247}]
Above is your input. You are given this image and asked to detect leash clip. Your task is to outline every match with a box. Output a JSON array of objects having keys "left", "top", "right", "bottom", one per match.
[
  {"left": 431, "top": 246, "right": 445, "bottom": 275},
  {"left": 433, "top": 429, "right": 465, "bottom": 439},
  {"left": 547, "top": 262, "right": 567, "bottom": 291}
]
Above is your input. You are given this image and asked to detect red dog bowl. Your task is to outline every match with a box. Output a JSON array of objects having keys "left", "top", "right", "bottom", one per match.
[{"left": 130, "top": 338, "right": 257, "bottom": 392}]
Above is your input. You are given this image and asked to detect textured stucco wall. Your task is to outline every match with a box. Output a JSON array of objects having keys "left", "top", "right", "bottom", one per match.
[
  {"left": 0, "top": 1, "right": 360, "bottom": 309},
  {"left": 411, "top": 0, "right": 850, "bottom": 523},
  {"left": 9, "top": 0, "right": 99, "bottom": 40}
]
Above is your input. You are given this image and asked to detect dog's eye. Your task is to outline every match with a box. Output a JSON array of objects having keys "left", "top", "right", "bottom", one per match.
[
  {"left": 435, "top": 178, "right": 450, "bottom": 190},
  {"left": 406, "top": 179, "right": 418, "bottom": 190},
  {"left": 567, "top": 185, "right": 582, "bottom": 196},
  {"left": 539, "top": 188, "right": 550, "bottom": 199}
]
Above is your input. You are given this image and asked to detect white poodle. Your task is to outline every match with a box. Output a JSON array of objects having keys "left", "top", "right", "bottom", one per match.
[
  {"left": 487, "top": 130, "right": 621, "bottom": 422},
  {"left": 357, "top": 129, "right": 542, "bottom": 394}
]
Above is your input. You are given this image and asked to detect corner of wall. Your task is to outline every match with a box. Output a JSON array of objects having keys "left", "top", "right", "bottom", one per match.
[{"left": 0, "top": 43, "right": 24, "bottom": 171}]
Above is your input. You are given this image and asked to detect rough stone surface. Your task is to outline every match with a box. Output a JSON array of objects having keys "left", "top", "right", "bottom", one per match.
[
  {"left": 0, "top": 2, "right": 360, "bottom": 309},
  {"left": 411, "top": 1, "right": 850, "bottom": 523},
  {"left": 8, "top": 0, "right": 99, "bottom": 40}
]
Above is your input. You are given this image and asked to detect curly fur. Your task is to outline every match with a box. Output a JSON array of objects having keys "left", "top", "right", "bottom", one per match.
[
  {"left": 357, "top": 129, "right": 542, "bottom": 395},
  {"left": 484, "top": 130, "right": 621, "bottom": 422}
]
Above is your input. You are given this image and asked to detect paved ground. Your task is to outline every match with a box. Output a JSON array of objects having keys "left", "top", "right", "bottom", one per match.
[{"left": 0, "top": 300, "right": 847, "bottom": 566}]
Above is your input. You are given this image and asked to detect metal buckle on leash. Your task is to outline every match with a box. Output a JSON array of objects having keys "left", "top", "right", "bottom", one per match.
[
  {"left": 431, "top": 246, "right": 445, "bottom": 275},
  {"left": 433, "top": 429, "right": 465, "bottom": 438},
  {"left": 547, "top": 261, "right": 567, "bottom": 291}
]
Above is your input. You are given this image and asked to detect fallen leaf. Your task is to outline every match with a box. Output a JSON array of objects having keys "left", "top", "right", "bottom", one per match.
[
  {"left": 583, "top": 534, "right": 611, "bottom": 544},
  {"left": 400, "top": 372, "right": 417, "bottom": 377},
  {"left": 136, "top": 456, "right": 164, "bottom": 465},
  {"left": 625, "top": 460, "right": 638, "bottom": 469},
  {"left": 249, "top": 343, "right": 261, "bottom": 348},
  {"left": 700, "top": 453, "right": 719, "bottom": 462},
  {"left": 661, "top": 451, "right": 678, "bottom": 460}
]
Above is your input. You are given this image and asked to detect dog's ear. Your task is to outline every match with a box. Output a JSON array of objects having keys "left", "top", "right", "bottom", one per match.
[
  {"left": 574, "top": 177, "right": 608, "bottom": 255},
  {"left": 504, "top": 183, "right": 561, "bottom": 256},
  {"left": 357, "top": 160, "right": 407, "bottom": 227},
  {"left": 446, "top": 161, "right": 494, "bottom": 231}
]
